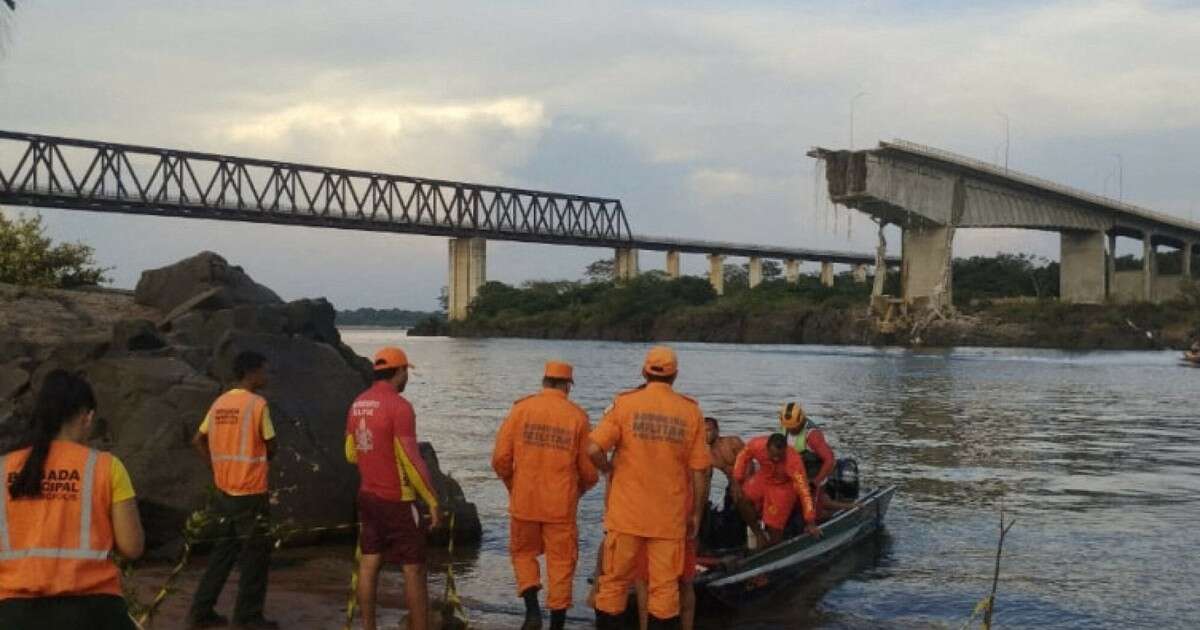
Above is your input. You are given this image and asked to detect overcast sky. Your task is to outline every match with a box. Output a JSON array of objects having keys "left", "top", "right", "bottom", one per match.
[{"left": 3, "top": 0, "right": 1199, "bottom": 309}]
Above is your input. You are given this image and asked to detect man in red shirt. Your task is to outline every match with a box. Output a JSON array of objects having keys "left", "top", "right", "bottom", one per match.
[
  {"left": 345, "top": 347, "right": 441, "bottom": 630},
  {"left": 733, "top": 433, "right": 821, "bottom": 548}
]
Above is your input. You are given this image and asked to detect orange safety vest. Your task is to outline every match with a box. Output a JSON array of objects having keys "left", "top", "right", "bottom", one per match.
[
  {"left": 208, "top": 390, "right": 270, "bottom": 495},
  {"left": 0, "top": 442, "right": 121, "bottom": 598}
]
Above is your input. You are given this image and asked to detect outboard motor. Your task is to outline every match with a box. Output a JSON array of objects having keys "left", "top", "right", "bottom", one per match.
[{"left": 827, "top": 458, "right": 860, "bottom": 500}]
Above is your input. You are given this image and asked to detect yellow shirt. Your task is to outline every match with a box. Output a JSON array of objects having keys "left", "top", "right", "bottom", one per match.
[{"left": 110, "top": 456, "right": 135, "bottom": 504}]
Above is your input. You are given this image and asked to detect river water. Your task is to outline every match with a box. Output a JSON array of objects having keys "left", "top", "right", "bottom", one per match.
[{"left": 340, "top": 330, "right": 1200, "bottom": 629}]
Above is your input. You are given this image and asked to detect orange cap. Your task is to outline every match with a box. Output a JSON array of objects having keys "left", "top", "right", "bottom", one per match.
[
  {"left": 642, "top": 345, "right": 678, "bottom": 377},
  {"left": 543, "top": 360, "right": 574, "bottom": 382},
  {"left": 373, "top": 347, "right": 413, "bottom": 371}
]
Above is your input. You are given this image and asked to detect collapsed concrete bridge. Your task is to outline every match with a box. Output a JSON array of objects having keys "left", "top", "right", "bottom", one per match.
[{"left": 810, "top": 140, "right": 1200, "bottom": 310}]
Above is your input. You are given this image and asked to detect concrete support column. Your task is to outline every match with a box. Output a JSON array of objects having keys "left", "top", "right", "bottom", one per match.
[
  {"left": 614, "top": 247, "right": 640, "bottom": 283},
  {"left": 819, "top": 261, "right": 834, "bottom": 287},
  {"left": 1106, "top": 231, "right": 1117, "bottom": 300},
  {"left": 852, "top": 264, "right": 868, "bottom": 284},
  {"left": 748, "top": 257, "right": 763, "bottom": 288},
  {"left": 707, "top": 254, "right": 725, "bottom": 295},
  {"left": 901, "top": 224, "right": 953, "bottom": 310},
  {"left": 447, "top": 237, "right": 486, "bottom": 321},
  {"left": 1184, "top": 242, "right": 1193, "bottom": 278},
  {"left": 1060, "top": 230, "right": 1107, "bottom": 304},
  {"left": 784, "top": 259, "right": 800, "bottom": 284},
  {"left": 666, "top": 250, "right": 681, "bottom": 279},
  {"left": 1142, "top": 233, "right": 1155, "bottom": 302}
]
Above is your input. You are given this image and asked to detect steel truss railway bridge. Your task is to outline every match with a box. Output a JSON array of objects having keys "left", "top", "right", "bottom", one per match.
[{"left": 0, "top": 130, "right": 890, "bottom": 319}]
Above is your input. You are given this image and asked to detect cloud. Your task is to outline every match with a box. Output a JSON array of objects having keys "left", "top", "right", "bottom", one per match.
[
  {"left": 224, "top": 98, "right": 546, "bottom": 145},
  {"left": 2, "top": 0, "right": 1199, "bottom": 307}
]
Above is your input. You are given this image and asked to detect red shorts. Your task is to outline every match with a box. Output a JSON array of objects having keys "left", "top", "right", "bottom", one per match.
[
  {"left": 358, "top": 492, "right": 426, "bottom": 565},
  {"left": 742, "top": 473, "right": 796, "bottom": 531}
]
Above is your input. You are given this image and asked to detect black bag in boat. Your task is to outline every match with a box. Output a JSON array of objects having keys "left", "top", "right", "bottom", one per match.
[{"left": 699, "top": 489, "right": 747, "bottom": 552}]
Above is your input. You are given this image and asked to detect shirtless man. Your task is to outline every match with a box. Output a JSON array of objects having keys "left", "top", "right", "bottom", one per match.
[{"left": 704, "top": 417, "right": 745, "bottom": 500}]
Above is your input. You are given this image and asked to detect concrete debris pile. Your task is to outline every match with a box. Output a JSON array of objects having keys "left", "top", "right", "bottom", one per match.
[{"left": 0, "top": 251, "right": 481, "bottom": 553}]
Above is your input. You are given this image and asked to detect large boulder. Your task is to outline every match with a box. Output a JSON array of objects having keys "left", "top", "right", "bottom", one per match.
[
  {"left": 82, "top": 357, "right": 222, "bottom": 548},
  {"left": 135, "top": 251, "right": 282, "bottom": 315},
  {"left": 1, "top": 254, "right": 481, "bottom": 554}
]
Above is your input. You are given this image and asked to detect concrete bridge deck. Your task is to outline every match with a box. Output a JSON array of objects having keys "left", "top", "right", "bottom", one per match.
[{"left": 810, "top": 140, "right": 1200, "bottom": 307}]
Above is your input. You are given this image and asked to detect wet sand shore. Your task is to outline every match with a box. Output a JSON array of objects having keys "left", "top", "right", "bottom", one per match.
[{"left": 126, "top": 544, "right": 515, "bottom": 630}]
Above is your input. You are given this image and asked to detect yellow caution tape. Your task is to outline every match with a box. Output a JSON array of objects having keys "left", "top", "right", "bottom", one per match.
[
  {"left": 440, "top": 512, "right": 470, "bottom": 628},
  {"left": 342, "top": 539, "right": 362, "bottom": 630},
  {"left": 956, "top": 595, "right": 993, "bottom": 630}
]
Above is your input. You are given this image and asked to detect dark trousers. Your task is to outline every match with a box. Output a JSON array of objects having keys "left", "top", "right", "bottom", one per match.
[
  {"left": 0, "top": 594, "right": 136, "bottom": 630},
  {"left": 189, "top": 491, "right": 272, "bottom": 623}
]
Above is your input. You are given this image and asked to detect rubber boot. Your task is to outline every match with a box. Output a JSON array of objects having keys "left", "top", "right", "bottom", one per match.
[
  {"left": 549, "top": 609, "right": 567, "bottom": 630},
  {"left": 647, "top": 615, "right": 682, "bottom": 630},
  {"left": 521, "top": 587, "right": 543, "bottom": 630},
  {"left": 594, "top": 610, "right": 621, "bottom": 630}
]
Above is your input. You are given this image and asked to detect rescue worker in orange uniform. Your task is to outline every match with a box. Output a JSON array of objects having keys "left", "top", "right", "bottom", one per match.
[
  {"left": 732, "top": 433, "right": 820, "bottom": 548},
  {"left": 492, "top": 361, "right": 599, "bottom": 630},
  {"left": 346, "top": 347, "right": 440, "bottom": 630},
  {"left": 188, "top": 351, "right": 279, "bottom": 630},
  {"left": 780, "top": 402, "right": 835, "bottom": 488},
  {"left": 587, "top": 346, "right": 711, "bottom": 630},
  {"left": 0, "top": 370, "right": 144, "bottom": 630}
]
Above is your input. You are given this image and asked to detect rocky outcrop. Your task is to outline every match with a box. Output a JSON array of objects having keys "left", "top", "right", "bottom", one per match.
[
  {"left": 134, "top": 251, "right": 282, "bottom": 314},
  {"left": 1, "top": 253, "right": 482, "bottom": 552}
]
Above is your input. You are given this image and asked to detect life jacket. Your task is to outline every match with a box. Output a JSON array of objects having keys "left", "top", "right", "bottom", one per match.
[
  {"left": 792, "top": 422, "right": 825, "bottom": 477},
  {"left": 208, "top": 389, "right": 269, "bottom": 495},
  {"left": 0, "top": 442, "right": 121, "bottom": 598}
]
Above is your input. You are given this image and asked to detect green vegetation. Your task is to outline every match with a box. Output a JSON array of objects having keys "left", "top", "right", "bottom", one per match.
[
  {"left": 0, "top": 211, "right": 109, "bottom": 288},
  {"left": 447, "top": 254, "right": 1199, "bottom": 349},
  {"left": 952, "top": 254, "right": 1059, "bottom": 305},
  {"left": 450, "top": 259, "right": 882, "bottom": 342},
  {"left": 336, "top": 307, "right": 443, "bottom": 328}
]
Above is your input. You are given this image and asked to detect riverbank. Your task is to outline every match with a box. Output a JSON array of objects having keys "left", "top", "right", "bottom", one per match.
[
  {"left": 125, "top": 544, "right": 513, "bottom": 629},
  {"left": 436, "top": 275, "right": 1200, "bottom": 350}
]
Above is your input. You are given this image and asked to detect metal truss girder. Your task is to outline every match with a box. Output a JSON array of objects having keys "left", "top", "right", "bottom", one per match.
[{"left": 0, "top": 130, "right": 632, "bottom": 242}]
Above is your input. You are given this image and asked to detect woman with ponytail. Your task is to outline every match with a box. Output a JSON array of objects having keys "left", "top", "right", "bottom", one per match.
[{"left": 0, "top": 369, "right": 144, "bottom": 629}]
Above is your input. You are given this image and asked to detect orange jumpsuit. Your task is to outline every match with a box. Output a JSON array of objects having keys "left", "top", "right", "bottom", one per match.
[
  {"left": 492, "top": 388, "right": 598, "bottom": 610},
  {"left": 589, "top": 383, "right": 711, "bottom": 620},
  {"left": 733, "top": 436, "right": 816, "bottom": 531}
]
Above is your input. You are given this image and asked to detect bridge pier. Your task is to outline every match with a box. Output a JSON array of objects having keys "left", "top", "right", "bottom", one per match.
[
  {"left": 852, "top": 264, "right": 868, "bottom": 284},
  {"left": 1060, "top": 230, "right": 1106, "bottom": 304},
  {"left": 448, "top": 237, "right": 487, "bottom": 321},
  {"left": 901, "top": 224, "right": 953, "bottom": 310},
  {"left": 785, "top": 259, "right": 800, "bottom": 284},
  {"left": 666, "top": 250, "right": 681, "bottom": 279},
  {"left": 615, "top": 247, "right": 640, "bottom": 282},
  {"left": 748, "top": 257, "right": 763, "bottom": 288},
  {"left": 1143, "top": 234, "right": 1156, "bottom": 302},
  {"left": 1106, "top": 232, "right": 1118, "bottom": 300},
  {"left": 1185, "top": 242, "right": 1194, "bottom": 278},
  {"left": 708, "top": 254, "right": 725, "bottom": 295},
  {"left": 819, "top": 261, "right": 834, "bottom": 287}
]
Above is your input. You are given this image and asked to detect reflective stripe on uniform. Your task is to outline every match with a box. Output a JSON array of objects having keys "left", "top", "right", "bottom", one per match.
[
  {"left": 0, "top": 548, "right": 110, "bottom": 560},
  {"left": 0, "top": 448, "right": 109, "bottom": 562},
  {"left": 212, "top": 397, "right": 267, "bottom": 464},
  {"left": 0, "top": 454, "right": 9, "bottom": 551},
  {"left": 212, "top": 455, "right": 268, "bottom": 463},
  {"left": 239, "top": 401, "right": 255, "bottom": 458},
  {"left": 78, "top": 449, "right": 97, "bottom": 553}
]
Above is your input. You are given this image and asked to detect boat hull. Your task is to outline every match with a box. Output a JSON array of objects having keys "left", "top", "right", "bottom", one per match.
[{"left": 694, "top": 485, "right": 896, "bottom": 608}]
